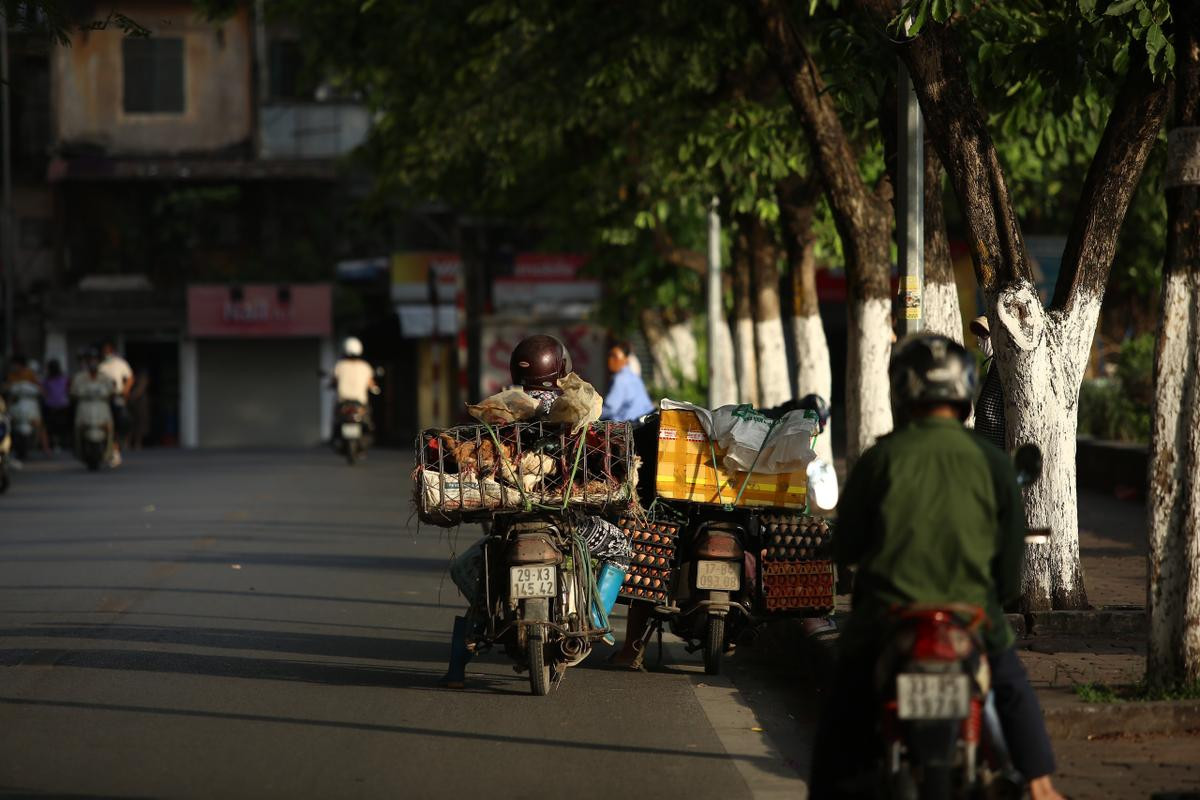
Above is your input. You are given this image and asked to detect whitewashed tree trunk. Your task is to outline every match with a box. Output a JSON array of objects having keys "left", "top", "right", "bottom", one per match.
[
  {"left": 790, "top": 239, "right": 834, "bottom": 464},
  {"left": 755, "top": 317, "right": 790, "bottom": 408},
  {"left": 735, "top": 316, "right": 759, "bottom": 406},
  {"left": 846, "top": 296, "right": 893, "bottom": 460},
  {"left": 710, "top": 315, "right": 739, "bottom": 408},
  {"left": 1148, "top": 22, "right": 1200, "bottom": 686},
  {"left": 992, "top": 280, "right": 1096, "bottom": 610},
  {"left": 1147, "top": 267, "right": 1200, "bottom": 686},
  {"left": 733, "top": 221, "right": 761, "bottom": 407},
  {"left": 924, "top": 279, "right": 963, "bottom": 344},
  {"left": 666, "top": 319, "right": 699, "bottom": 384},
  {"left": 794, "top": 312, "right": 834, "bottom": 463},
  {"left": 640, "top": 309, "right": 681, "bottom": 393}
]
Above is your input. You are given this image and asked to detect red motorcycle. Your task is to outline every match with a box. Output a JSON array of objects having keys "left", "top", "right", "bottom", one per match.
[{"left": 876, "top": 604, "right": 1021, "bottom": 799}]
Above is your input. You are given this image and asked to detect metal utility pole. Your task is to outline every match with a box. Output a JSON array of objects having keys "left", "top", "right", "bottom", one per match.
[
  {"left": 897, "top": 61, "right": 924, "bottom": 337},
  {"left": 706, "top": 196, "right": 722, "bottom": 409},
  {"left": 1, "top": 13, "right": 12, "bottom": 361}
]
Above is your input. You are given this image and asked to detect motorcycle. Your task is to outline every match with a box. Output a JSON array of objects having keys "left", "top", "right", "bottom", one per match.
[
  {"left": 334, "top": 399, "right": 370, "bottom": 464},
  {"left": 326, "top": 368, "right": 383, "bottom": 465},
  {"left": 0, "top": 398, "right": 11, "bottom": 493},
  {"left": 468, "top": 513, "right": 614, "bottom": 696},
  {"left": 663, "top": 476, "right": 839, "bottom": 675},
  {"left": 6, "top": 380, "right": 41, "bottom": 461},
  {"left": 874, "top": 444, "right": 1044, "bottom": 800},
  {"left": 74, "top": 380, "right": 114, "bottom": 471}
]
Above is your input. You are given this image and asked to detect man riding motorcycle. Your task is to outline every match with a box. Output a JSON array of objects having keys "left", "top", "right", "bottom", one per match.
[
  {"left": 330, "top": 336, "right": 377, "bottom": 431},
  {"left": 812, "top": 333, "right": 1062, "bottom": 799},
  {"left": 442, "top": 334, "right": 631, "bottom": 688}
]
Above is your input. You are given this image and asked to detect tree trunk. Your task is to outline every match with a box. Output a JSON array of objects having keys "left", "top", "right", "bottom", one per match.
[
  {"left": 749, "top": 216, "right": 792, "bottom": 408},
  {"left": 666, "top": 317, "right": 699, "bottom": 385},
  {"left": 779, "top": 178, "right": 834, "bottom": 463},
  {"left": 994, "top": 282, "right": 1096, "bottom": 610},
  {"left": 710, "top": 313, "right": 739, "bottom": 408},
  {"left": 856, "top": 0, "right": 1170, "bottom": 609},
  {"left": 732, "top": 218, "right": 760, "bottom": 406},
  {"left": 1148, "top": 0, "right": 1200, "bottom": 689},
  {"left": 640, "top": 308, "right": 681, "bottom": 393},
  {"left": 743, "top": 0, "right": 894, "bottom": 460},
  {"left": 923, "top": 145, "right": 963, "bottom": 344}
]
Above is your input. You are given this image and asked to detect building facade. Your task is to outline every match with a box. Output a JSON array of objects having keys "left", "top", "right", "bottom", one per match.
[{"left": 5, "top": 2, "right": 369, "bottom": 447}]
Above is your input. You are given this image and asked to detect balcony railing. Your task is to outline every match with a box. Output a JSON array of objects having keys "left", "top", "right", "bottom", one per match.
[{"left": 258, "top": 102, "right": 370, "bottom": 160}]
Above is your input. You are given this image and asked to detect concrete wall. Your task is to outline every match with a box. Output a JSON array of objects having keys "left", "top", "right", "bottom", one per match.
[{"left": 52, "top": 4, "right": 253, "bottom": 155}]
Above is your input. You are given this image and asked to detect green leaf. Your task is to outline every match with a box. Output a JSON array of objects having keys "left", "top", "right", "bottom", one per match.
[
  {"left": 1104, "top": 0, "right": 1138, "bottom": 16},
  {"left": 1145, "top": 23, "right": 1166, "bottom": 59},
  {"left": 1112, "top": 41, "right": 1130, "bottom": 74},
  {"left": 1079, "top": 0, "right": 1098, "bottom": 18}
]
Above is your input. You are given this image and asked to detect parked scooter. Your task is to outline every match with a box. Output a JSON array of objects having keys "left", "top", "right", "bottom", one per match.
[
  {"left": 74, "top": 379, "right": 114, "bottom": 471},
  {"left": 6, "top": 379, "right": 41, "bottom": 461},
  {"left": 873, "top": 444, "right": 1043, "bottom": 799},
  {"left": 0, "top": 397, "right": 11, "bottom": 493}
]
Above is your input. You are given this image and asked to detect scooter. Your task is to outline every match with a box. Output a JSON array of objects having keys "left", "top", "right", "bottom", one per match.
[
  {"left": 6, "top": 380, "right": 41, "bottom": 461},
  {"left": 334, "top": 398, "right": 371, "bottom": 465},
  {"left": 74, "top": 381, "right": 114, "bottom": 471},
  {"left": 464, "top": 514, "right": 615, "bottom": 696},
  {"left": 874, "top": 444, "right": 1043, "bottom": 799}
]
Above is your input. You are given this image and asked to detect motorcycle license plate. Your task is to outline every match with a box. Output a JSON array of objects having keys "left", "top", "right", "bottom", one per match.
[
  {"left": 896, "top": 674, "right": 971, "bottom": 720},
  {"left": 84, "top": 427, "right": 107, "bottom": 443},
  {"left": 510, "top": 566, "right": 557, "bottom": 599},
  {"left": 696, "top": 560, "right": 740, "bottom": 591},
  {"left": 340, "top": 422, "right": 362, "bottom": 439}
]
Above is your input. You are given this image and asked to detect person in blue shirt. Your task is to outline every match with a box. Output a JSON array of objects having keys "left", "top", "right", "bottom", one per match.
[{"left": 601, "top": 341, "right": 655, "bottom": 421}]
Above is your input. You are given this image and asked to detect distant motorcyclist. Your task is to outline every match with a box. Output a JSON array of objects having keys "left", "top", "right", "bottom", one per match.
[
  {"left": 70, "top": 348, "right": 118, "bottom": 467},
  {"left": 813, "top": 334, "right": 1062, "bottom": 799},
  {"left": 330, "top": 337, "right": 377, "bottom": 432},
  {"left": 98, "top": 341, "right": 133, "bottom": 467}
]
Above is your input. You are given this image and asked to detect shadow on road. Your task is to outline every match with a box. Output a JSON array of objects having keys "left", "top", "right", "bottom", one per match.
[
  {"left": 0, "top": 695, "right": 792, "bottom": 773},
  {"left": 0, "top": 623, "right": 450, "bottom": 663},
  {"left": 0, "top": 584, "right": 456, "bottom": 610}
]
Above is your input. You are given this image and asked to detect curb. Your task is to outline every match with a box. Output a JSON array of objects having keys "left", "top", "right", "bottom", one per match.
[
  {"left": 1025, "top": 608, "right": 1145, "bottom": 638},
  {"left": 1043, "top": 699, "right": 1200, "bottom": 740}
]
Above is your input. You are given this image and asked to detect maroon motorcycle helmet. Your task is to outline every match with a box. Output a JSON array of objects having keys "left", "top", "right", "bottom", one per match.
[{"left": 510, "top": 334, "right": 573, "bottom": 392}]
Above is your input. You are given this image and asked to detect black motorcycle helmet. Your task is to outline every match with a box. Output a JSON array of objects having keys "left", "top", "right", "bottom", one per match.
[
  {"left": 510, "top": 334, "right": 573, "bottom": 392},
  {"left": 797, "top": 394, "right": 831, "bottom": 434},
  {"left": 888, "top": 333, "right": 976, "bottom": 424}
]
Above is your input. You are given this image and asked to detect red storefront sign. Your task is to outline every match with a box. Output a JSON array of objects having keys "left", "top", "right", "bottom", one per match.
[{"left": 187, "top": 284, "right": 332, "bottom": 337}]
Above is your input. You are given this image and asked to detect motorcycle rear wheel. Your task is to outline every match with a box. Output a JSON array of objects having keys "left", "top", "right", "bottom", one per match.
[
  {"left": 524, "top": 598, "right": 553, "bottom": 696},
  {"left": 703, "top": 615, "right": 725, "bottom": 675}
]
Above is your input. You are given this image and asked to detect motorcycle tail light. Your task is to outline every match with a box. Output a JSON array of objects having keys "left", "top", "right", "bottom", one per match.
[{"left": 909, "top": 615, "right": 974, "bottom": 661}]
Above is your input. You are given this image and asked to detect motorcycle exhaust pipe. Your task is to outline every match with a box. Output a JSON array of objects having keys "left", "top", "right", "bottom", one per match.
[{"left": 559, "top": 636, "right": 590, "bottom": 666}]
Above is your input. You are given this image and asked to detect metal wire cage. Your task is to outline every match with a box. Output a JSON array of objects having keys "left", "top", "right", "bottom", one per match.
[{"left": 414, "top": 420, "right": 639, "bottom": 527}]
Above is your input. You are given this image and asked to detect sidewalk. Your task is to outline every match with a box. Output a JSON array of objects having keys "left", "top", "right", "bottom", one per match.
[{"left": 1020, "top": 488, "right": 1200, "bottom": 799}]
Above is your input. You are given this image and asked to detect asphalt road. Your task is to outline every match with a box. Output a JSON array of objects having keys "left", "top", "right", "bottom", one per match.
[{"left": 0, "top": 449, "right": 812, "bottom": 799}]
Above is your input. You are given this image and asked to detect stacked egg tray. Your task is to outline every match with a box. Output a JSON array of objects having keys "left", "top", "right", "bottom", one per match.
[
  {"left": 616, "top": 518, "right": 679, "bottom": 605},
  {"left": 759, "top": 513, "right": 835, "bottom": 615}
]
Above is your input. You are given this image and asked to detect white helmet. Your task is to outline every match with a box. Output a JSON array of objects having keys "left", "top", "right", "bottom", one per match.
[{"left": 343, "top": 336, "right": 363, "bottom": 358}]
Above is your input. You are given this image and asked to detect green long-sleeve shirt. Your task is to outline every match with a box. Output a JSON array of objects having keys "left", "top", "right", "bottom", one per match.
[{"left": 834, "top": 416, "right": 1026, "bottom": 653}]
